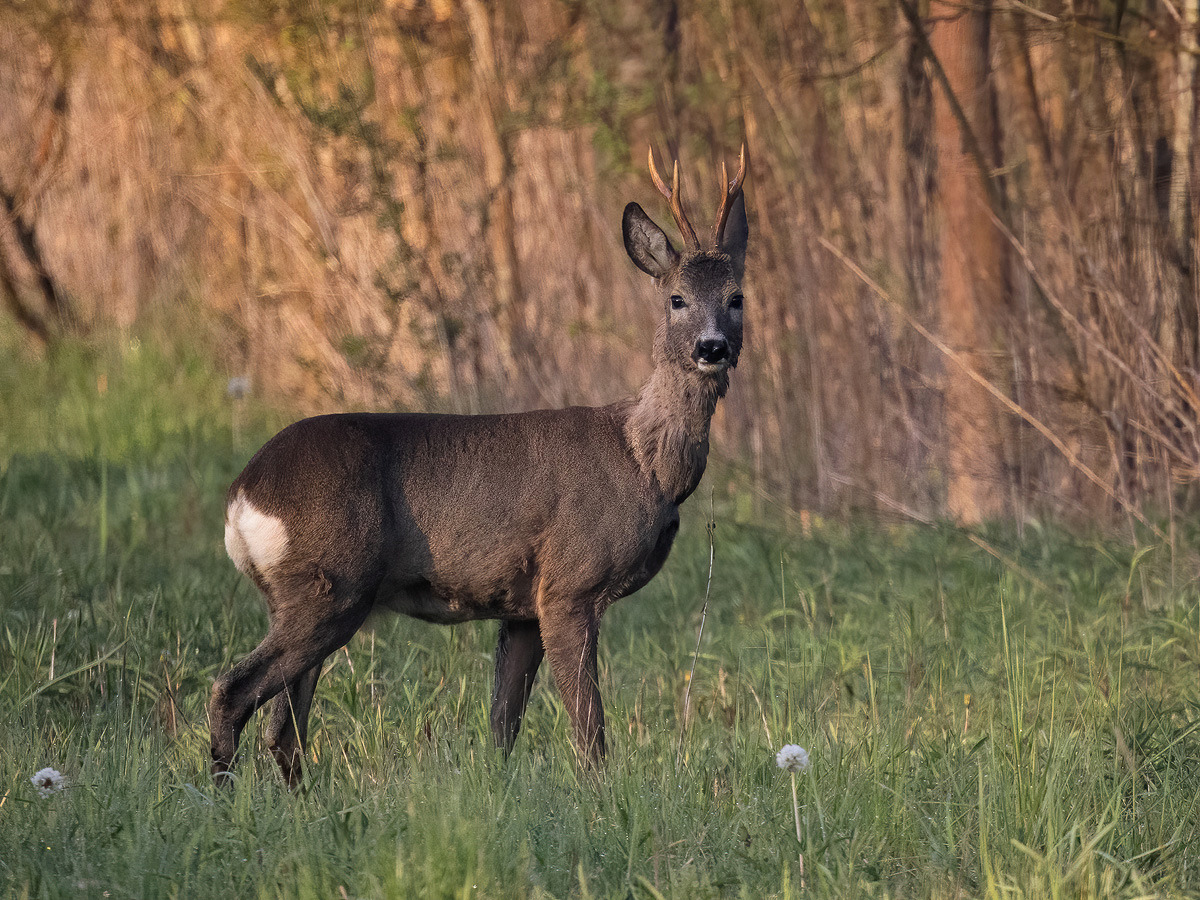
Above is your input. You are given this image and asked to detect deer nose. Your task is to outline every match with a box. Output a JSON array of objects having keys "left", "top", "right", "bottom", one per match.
[{"left": 694, "top": 337, "right": 729, "bottom": 365}]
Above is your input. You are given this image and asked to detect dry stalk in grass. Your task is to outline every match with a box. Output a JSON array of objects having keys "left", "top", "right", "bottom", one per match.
[
  {"left": 963, "top": 533, "right": 1052, "bottom": 595},
  {"left": 676, "top": 493, "right": 716, "bottom": 767}
]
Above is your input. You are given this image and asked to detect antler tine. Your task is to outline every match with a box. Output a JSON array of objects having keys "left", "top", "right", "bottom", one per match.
[
  {"left": 648, "top": 145, "right": 700, "bottom": 250},
  {"left": 713, "top": 143, "right": 748, "bottom": 245},
  {"left": 648, "top": 145, "right": 670, "bottom": 197}
]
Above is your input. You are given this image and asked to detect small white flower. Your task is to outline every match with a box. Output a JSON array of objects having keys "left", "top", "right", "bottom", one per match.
[
  {"left": 776, "top": 744, "right": 810, "bottom": 773},
  {"left": 31, "top": 767, "right": 67, "bottom": 798}
]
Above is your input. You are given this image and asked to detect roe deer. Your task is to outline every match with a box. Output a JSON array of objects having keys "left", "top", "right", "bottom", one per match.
[{"left": 210, "top": 145, "right": 749, "bottom": 786}]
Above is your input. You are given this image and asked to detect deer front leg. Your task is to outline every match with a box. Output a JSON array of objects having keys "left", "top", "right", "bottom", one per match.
[
  {"left": 539, "top": 608, "right": 605, "bottom": 766},
  {"left": 491, "top": 619, "right": 544, "bottom": 752}
]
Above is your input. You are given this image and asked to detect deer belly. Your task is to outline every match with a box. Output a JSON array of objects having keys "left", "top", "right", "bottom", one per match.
[{"left": 373, "top": 569, "right": 536, "bottom": 623}]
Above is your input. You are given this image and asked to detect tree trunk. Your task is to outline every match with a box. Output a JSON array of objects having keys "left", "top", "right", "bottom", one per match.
[
  {"left": 929, "top": 0, "right": 1011, "bottom": 523},
  {"left": 463, "top": 0, "right": 526, "bottom": 368},
  {"left": 0, "top": 236, "right": 49, "bottom": 347},
  {"left": 1170, "top": 0, "right": 1198, "bottom": 258}
]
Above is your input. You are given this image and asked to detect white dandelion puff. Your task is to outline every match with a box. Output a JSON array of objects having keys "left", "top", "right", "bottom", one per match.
[
  {"left": 776, "top": 744, "right": 810, "bottom": 773},
  {"left": 31, "top": 767, "right": 67, "bottom": 798},
  {"left": 773, "top": 745, "right": 810, "bottom": 888}
]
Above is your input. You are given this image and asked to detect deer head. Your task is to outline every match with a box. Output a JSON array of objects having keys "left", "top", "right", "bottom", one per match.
[{"left": 622, "top": 145, "right": 749, "bottom": 389}]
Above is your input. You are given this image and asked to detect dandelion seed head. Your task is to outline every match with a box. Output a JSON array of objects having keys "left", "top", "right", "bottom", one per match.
[
  {"left": 31, "top": 767, "right": 67, "bottom": 798},
  {"left": 775, "top": 744, "right": 810, "bottom": 773}
]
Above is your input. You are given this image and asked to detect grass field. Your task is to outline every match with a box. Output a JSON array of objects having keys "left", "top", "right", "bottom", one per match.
[{"left": 3, "top": 331, "right": 1200, "bottom": 898}]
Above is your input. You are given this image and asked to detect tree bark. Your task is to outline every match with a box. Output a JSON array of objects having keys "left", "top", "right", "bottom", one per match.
[
  {"left": 0, "top": 236, "right": 50, "bottom": 347},
  {"left": 0, "top": 72, "right": 73, "bottom": 340},
  {"left": 929, "top": 0, "right": 1011, "bottom": 523},
  {"left": 1170, "top": 0, "right": 1198, "bottom": 258},
  {"left": 463, "top": 0, "right": 526, "bottom": 366},
  {"left": 1, "top": 185, "right": 71, "bottom": 335}
]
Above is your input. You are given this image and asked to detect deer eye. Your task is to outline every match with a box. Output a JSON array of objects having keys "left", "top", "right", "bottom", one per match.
[
  {"left": 729, "top": 293, "right": 744, "bottom": 310},
  {"left": 670, "top": 295, "right": 687, "bottom": 310}
]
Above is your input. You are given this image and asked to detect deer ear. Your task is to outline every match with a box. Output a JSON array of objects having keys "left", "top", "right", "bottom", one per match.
[
  {"left": 623, "top": 202, "right": 679, "bottom": 278},
  {"left": 719, "top": 192, "right": 749, "bottom": 282}
]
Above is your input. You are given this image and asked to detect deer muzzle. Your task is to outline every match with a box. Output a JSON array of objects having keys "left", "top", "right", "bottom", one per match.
[{"left": 693, "top": 337, "right": 730, "bottom": 370}]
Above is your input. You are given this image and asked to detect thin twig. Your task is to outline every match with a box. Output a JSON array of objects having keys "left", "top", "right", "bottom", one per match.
[
  {"left": 985, "top": 204, "right": 1200, "bottom": 417},
  {"left": 676, "top": 492, "right": 716, "bottom": 767},
  {"left": 964, "top": 533, "right": 1053, "bottom": 594},
  {"left": 817, "top": 235, "right": 1167, "bottom": 541}
]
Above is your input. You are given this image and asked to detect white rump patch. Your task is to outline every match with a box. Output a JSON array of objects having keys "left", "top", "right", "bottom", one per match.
[{"left": 225, "top": 490, "right": 289, "bottom": 576}]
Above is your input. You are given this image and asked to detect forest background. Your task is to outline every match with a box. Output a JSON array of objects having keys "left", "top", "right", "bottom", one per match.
[{"left": 3, "top": 0, "right": 1200, "bottom": 530}]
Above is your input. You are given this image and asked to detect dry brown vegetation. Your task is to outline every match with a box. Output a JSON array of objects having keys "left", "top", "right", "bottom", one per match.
[{"left": 3, "top": 0, "right": 1200, "bottom": 526}]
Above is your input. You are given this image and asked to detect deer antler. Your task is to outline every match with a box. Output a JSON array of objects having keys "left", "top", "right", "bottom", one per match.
[
  {"left": 648, "top": 146, "right": 700, "bottom": 250},
  {"left": 713, "top": 143, "right": 748, "bottom": 246}
]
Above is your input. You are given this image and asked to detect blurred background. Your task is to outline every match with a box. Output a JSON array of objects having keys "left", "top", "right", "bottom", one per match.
[{"left": 2, "top": 0, "right": 1199, "bottom": 529}]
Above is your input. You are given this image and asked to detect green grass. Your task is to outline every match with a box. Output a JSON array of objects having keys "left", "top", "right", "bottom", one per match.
[{"left": 3, "top": 328, "right": 1200, "bottom": 898}]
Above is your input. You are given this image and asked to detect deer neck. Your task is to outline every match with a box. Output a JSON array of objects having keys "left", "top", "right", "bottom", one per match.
[{"left": 624, "top": 363, "right": 726, "bottom": 504}]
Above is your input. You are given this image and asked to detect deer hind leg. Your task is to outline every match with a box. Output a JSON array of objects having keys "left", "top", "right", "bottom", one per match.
[
  {"left": 209, "top": 577, "right": 371, "bottom": 787},
  {"left": 266, "top": 662, "right": 322, "bottom": 789},
  {"left": 491, "top": 619, "right": 544, "bottom": 753},
  {"left": 539, "top": 608, "right": 605, "bottom": 766},
  {"left": 210, "top": 626, "right": 293, "bottom": 785}
]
